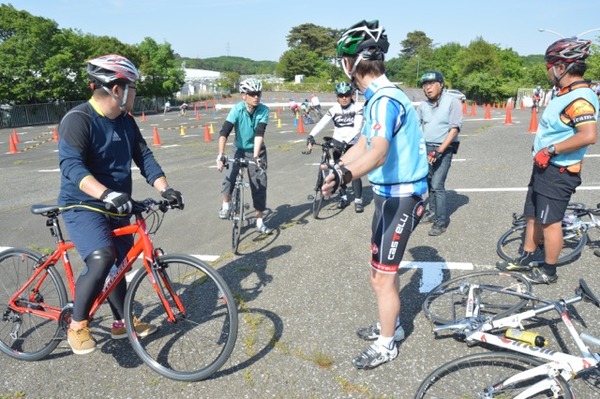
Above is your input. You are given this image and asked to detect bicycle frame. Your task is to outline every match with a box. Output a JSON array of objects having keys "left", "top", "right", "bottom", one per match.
[
  {"left": 8, "top": 205, "right": 183, "bottom": 326},
  {"left": 431, "top": 280, "right": 600, "bottom": 397}
]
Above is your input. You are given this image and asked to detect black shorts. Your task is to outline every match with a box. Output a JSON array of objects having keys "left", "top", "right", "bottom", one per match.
[
  {"left": 523, "top": 164, "right": 581, "bottom": 224},
  {"left": 370, "top": 194, "right": 424, "bottom": 273}
]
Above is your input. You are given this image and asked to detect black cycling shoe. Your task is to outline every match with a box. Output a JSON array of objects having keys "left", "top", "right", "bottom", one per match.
[
  {"left": 521, "top": 267, "right": 558, "bottom": 285},
  {"left": 496, "top": 253, "right": 535, "bottom": 272},
  {"left": 338, "top": 198, "right": 348, "bottom": 209},
  {"left": 354, "top": 201, "right": 364, "bottom": 213}
]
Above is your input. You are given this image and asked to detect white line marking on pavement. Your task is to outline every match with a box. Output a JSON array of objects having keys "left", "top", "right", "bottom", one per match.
[
  {"left": 400, "top": 261, "right": 474, "bottom": 293},
  {"left": 0, "top": 246, "right": 219, "bottom": 264},
  {"left": 454, "top": 186, "right": 600, "bottom": 193}
]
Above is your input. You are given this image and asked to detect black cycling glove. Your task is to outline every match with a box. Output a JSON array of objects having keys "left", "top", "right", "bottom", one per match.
[
  {"left": 101, "top": 189, "right": 132, "bottom": 214},
  {"left": 161, "top": 188, "right": 185, "bottom": 209}
]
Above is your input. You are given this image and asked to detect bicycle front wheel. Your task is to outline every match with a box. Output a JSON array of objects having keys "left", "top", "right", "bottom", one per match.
[
  {"left": 231, "top": 185, "right": 242, "bottom": 253},
  {"left": 423, "top": 270, "right": 532, "bottom": 325},
  {"left": 124, "top": 254, "right": 238, "bottom": 382},
  {"left": 415, "top": 352, "right": 574, "bottom": 398},
  {"left": 312, "top": 169, "right": 324, "bottom": 219},
  {"left": 0, "top": 248, "right": 67, "bottom": 361},
  {"left": 497, "top": 223, "right": 587, "bottom": 266}
]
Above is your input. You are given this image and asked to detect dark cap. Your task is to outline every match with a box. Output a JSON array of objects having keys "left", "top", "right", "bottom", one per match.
[{"left": 419, "top": 70, "right": 444, "bottom": 86}]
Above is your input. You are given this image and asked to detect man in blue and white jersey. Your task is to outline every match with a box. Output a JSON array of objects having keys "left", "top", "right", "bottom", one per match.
[{"left": 323, "top": 20, "right": 428, "bottom": 370}]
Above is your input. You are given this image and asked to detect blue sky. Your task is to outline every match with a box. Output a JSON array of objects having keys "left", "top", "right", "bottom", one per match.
[{"left": 6, "top": 0, "right": 600, "bottom": 61}]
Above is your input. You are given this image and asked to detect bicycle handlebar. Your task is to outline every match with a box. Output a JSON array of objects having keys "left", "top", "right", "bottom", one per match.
[{"left": 222, "top": 156, "right": 265, "bottom": 174}]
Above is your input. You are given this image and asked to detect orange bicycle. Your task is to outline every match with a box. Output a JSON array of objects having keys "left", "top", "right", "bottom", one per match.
[{"left": 0, "top": 198, "right": 238, "bottom": 381}]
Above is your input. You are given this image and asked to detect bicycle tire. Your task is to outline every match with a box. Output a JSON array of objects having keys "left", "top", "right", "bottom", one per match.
[
  {"left": 415, "top": 352, "right": 574, "bottom": 398},
  {"left": 231, "top": 184, "right": 242, "bottom": 253},
  {"left": 0, "top": 248, "right": 67, "bottom": 361},
  {"left": 422, "top": 270, "right": 532, "bottom": 325},
  {"left": 496, "top": 222, "right": 587, "bottom": 266},
  {"left": 312, "top": 169, "right": 324, "bottom": 219},
  {"left": 124, "top": 254, "right": 238, "bottom": 382}
]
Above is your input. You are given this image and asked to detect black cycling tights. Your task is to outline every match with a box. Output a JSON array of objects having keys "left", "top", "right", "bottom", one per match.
[{"left": 72, "top": 246, "right": 127, "bottom": 322}]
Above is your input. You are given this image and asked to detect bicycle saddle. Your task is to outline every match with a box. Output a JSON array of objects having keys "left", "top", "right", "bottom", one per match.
[{"left": 578, "top": 279, "right": 600, "bottom": 308}]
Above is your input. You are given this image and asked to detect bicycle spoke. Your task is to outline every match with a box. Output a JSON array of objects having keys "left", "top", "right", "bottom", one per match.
[
  {"left": 0, "top": 249, "right": 66, "bottom": 360},
  {"left": 423, "top": 271, "right": 532, "bottom": 325},
  {"left": 416, "top": 352, "right": 574, "bottom": 398},
  {"left": 124, "top": 255, "right": 238, "bottom": 381}
]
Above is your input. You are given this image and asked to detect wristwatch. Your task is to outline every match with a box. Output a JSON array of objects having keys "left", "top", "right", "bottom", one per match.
[{"left": 547, "top": 145, "right": 556, "bottom": 155}]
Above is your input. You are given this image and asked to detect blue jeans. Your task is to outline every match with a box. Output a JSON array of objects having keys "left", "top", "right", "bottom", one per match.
[{"left": 426, "top": 144, "right": 453, "bottom": 226}]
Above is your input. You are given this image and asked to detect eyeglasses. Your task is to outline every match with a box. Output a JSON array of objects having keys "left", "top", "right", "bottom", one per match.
[
  {"left": 337, "top": 93, "right": 352, "bottom": 98},
  {"left": 246, "top": 91, "right": 262, "bottom": 97},
  {"left": 128, "top": 85, "right": 137, "bottom": 90}
]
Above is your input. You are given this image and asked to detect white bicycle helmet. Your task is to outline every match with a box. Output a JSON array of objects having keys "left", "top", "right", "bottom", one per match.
[
  {"left": 239, "top": 78, "right": 263, "bottom": 93},
  {"left": 87, "top": 54, "right": 139, "bottom": 86}
]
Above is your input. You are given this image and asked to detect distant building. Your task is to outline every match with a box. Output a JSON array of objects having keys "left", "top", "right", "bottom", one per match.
[{"left": 178, "top": 68, "right": 222, "bottom": 97}]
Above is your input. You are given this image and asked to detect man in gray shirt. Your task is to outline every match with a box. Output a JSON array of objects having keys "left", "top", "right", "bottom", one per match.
[{"left": 417, "top": 70, "right": 463, "bottom": 236}]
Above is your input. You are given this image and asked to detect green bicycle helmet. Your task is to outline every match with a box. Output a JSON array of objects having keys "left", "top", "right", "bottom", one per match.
[
  {"left": 335, "top": 82, "right": 354, "bottom": 95},
  {"left": 336, "top": 20, "right": 389, "bottom": 61},
  {"left": 419, "top": 71, "right": 445, "bottom": 87}
]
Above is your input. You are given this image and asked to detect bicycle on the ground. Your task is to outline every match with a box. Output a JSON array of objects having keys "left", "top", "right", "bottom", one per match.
[
  {"left": 497, "top": 201, "right": 600, "bottom": 267},
  {"left": 0, "top": 198, "right": 238, "bottom": 382},
  {"left": 221, "top": 156, "right": 263, "bottom": 253},
  {"left": 302, "top": 136, "right": 346, "bottom": 219},
  {"left": 416, "top": 270, "right": 600, "bottom": 398}
]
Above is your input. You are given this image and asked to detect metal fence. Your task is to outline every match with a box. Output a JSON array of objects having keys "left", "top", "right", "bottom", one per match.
[{"left": 0, "top": 97, "right": 169, "bottom": 129}]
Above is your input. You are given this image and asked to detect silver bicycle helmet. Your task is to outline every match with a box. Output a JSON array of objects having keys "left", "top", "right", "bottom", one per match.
[
  {"left": 87, "top": 54, "right": 139, "bottom": 86},
  {"left": 239, "top": 78, "right": 263, "bottom": 93}
]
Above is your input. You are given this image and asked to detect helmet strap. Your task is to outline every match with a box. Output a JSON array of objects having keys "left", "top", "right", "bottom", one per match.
[{"left": 102, "top": 84, "right": 128, "bottom": 113}]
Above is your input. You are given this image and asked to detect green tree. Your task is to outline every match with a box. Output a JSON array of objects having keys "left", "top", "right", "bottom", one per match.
[
  {"left": 276, "top": 48, "right": 326, "bottom": 81},
  {"left": 0, "top": 4, "right": 63, "bottom": 103},
  {"left": 286, "top": 23, "right": 340, "bottom": 59},
  {"left": 136, "top": 37, "right": 184, "bottom": 98}
]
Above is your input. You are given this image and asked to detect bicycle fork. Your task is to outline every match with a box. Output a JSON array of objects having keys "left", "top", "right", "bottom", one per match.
[{"left": 146, "top": 257, "right": 186, "bottom": 323}]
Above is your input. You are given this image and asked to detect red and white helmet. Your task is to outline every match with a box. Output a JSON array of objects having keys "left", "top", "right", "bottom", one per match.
[{"left": 87, "top": 54, "right": 139, "bottom": 86}]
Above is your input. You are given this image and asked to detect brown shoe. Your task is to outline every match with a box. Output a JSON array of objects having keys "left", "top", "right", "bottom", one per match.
[
  {"left": 67, "top": 327, "right": 96, "bottom": 355},
  {"left": 111, "top": 317, "right": 158, "bottom": 340}
]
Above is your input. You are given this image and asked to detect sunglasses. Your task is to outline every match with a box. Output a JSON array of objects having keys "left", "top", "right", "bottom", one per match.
[
  {"left": 337, "top": 93, "right": 352, "bottom": 98},
  {"left": 246, "top": 91, "right": 262, "bottom": 97}
]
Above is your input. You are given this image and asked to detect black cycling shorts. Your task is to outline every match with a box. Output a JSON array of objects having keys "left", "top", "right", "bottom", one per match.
[{"left": 370, "top": 194, "right": 424, "bottom": 274}]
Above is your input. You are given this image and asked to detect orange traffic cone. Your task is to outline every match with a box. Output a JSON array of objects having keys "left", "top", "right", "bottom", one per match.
[
  {"left": 52, "top": 127, "right": 59, "bottom": 142},
  {"left": 152, "top": 127, "right": 162, "bottom": 146},
  {"left": 484, "top": 104, "right": 492, "bottom": 119},
  {"left": 9, "top": 134, "right": 18, "bottom": 154},
  {"left": 297, "top": 115, "right": 305, "bottom": 134},
  {"left": 503, "top": 105, "right": 513, "bottom": 125},
  {"left": 203, "top": 124, "right": 212, "bottom": 142},
  {"left": 195, "top": 112, "right": 200, "bottom": 121},
  {"left": 470, "top": 103, "right": 476, "bottom": 116},
  {"left": 462, "top": 102, "right": 467, "bottom": 116},
  {"left": 528, "top": 107, "right": 538, "bottom": 133},
  {"left": 12, "top": 129, "right": 20, "bottom": 143}
]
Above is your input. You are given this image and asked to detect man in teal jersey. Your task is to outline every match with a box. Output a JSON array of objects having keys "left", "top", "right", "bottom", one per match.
[
  {"left": 497, "top": 38, "right": 598, "bottom": 284},
  {"left": 216, "top": 78, "right": 273, "bottom": 234},
  {"left": 323, "top": 20, "right": 428, "bottom": 370}
]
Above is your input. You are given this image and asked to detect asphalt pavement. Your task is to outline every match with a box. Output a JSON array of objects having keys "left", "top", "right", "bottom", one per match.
[{"left": 1, "top": 93, "right": 600, "bottom": 398}]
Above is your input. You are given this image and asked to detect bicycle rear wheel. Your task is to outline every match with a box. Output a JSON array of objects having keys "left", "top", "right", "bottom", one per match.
[
  {"left": 312, "top": 169, "right": 324, "bottom": 219},
  {"left": 497, "top": 223, "right": 587, "bottom": 266},
  {"left": 422, "top": 270, "right": 532, "bottom": 325},
  {"left": 0, "top": 248, "right": 67, "bottom": 361},
  {"left": 415, "top": 352, "right": 573, "bottom": 398},
  {"left": 231, "top": 185, "right": 242, "bottom": 253},
  {"left": 124, "top": 254, "right": 238, "bottom": 382}
]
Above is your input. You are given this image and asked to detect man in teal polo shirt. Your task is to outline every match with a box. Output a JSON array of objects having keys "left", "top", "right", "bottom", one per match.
[{"left": 216, "top": 78, "right": 273, "bottom": 234}]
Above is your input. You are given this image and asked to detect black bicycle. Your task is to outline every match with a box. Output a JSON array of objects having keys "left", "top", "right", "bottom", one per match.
[
  {"left": 222, "top": 156, "right": 263, "bottom": 253},
  {"left": 497, "top": 201, "right": 600, "bottom": 267},
  {"left": 302, "top": 136, "right": 346, "bottom": 219}
]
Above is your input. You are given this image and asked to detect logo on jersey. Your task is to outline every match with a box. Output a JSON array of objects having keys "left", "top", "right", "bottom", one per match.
[
  {"left": 112, "top": 131, "right": 121, "bottom": 141},
  {"left": 372, "top": 123, "right": 382, "bottom": 131}
]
